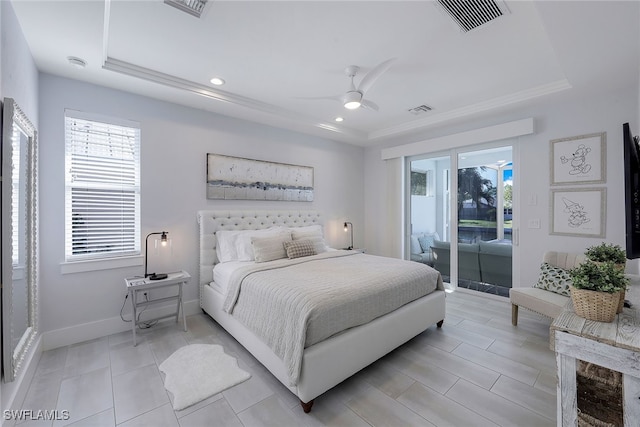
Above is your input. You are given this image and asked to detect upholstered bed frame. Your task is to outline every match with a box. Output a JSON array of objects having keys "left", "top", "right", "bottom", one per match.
[{"left": 197, "top": 210, "right": 446, "bottom": 412}]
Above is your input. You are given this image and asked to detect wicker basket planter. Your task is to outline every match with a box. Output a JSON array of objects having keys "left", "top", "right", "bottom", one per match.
[
  {"left": 617, "top": 289, "right": 625, "bottom": 314},
  {"left": 570, "top": 286, "right": 621, "bottom": 323},
  {"left": 576, "top": 360, "right": 622, "bottom": 426}
]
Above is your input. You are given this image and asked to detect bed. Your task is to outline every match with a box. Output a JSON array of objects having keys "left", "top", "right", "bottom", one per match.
[{"left": 197, "top": 210, "right": 445, "bottom": 413}]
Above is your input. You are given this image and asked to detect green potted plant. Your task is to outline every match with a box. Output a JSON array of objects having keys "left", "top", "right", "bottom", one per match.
[
  {"left": 584, "top": 243, "right": 627, "bottom": 313},
  {"left": 569, "top": 261, "right": 629, "bottom": 322},
  {"left": 584, "top": 243, "right": 626, "bottom": 267}
]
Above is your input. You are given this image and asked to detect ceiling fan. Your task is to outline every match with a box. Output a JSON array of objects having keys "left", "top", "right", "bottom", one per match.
[{"left": 303, "top": 58, "right": 397, "bottom": 111}]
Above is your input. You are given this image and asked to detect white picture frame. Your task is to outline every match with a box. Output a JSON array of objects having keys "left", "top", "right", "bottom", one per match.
[
  {"left": 550, "top": 132, "right": 606, "bottom": 185},
  {"left": 550, "top": 187, "right": 606, "bottom": 238}
]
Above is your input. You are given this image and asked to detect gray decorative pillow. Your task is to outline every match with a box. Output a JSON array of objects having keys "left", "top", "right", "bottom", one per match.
[
  {"left": 283, "top": 239, "right": 316, "bottom": 259},
  {"left": 291, "top": 225, "right": 327, "bottom": 253},
  {"left": 418, "top": 233, "right": 438, "bottom": 253},
  {"left": 533, "top": 262, "right": 572, "bottom": 296},
  {"left": 251, "top": 233, "right": 292, "bottom": 263}
]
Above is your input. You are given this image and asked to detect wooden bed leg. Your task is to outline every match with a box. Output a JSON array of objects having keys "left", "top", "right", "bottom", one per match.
[
  {"left": 512, "top": 304, "right": 518, "bottom": 326},
  {"left": 300, "top": 399, "right": 314, "bottom": 413},
  {"left": 436, "top": 319, "right": 444, "bottom": 328}
]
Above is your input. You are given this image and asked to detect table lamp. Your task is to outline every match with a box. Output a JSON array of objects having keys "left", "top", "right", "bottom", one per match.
[
  {"left": 145, "top": 231, "right": 169, "bottom": 280},
  {"left": 344, "top": 222, "right": 353, "bottom": 250}
]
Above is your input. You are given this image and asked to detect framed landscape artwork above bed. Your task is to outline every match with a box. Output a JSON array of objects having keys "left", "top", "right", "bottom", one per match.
[{"left": 206, "top": 153, "right": 314, "bottom": 201}]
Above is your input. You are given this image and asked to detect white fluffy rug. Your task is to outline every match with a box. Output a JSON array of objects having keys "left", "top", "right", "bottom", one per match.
[{"left": 159, "top": 344, "right": 251, "bottom": 410}]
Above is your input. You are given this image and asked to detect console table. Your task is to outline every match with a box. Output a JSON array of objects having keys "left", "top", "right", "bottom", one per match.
[
  {"left": 551, "top": 275, "right": 640, "bottom": 426},
  {"left": 125, "top": 271, "right": 190, "bottom": 346}
]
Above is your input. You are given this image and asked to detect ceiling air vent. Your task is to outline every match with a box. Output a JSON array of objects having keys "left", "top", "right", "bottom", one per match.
[
  {"left": 408, "top": 105, "right": 434, "bottom": 115},
  {"left": 164, "top": 0, "right": 208, "bottom": 18},
  {"left": 437, "top": 0, "right": 509, "bottom": 32}
]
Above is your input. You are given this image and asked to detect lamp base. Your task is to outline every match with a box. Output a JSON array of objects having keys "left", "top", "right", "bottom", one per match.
[{"left": 148, "top": 273, "right": 168, "bottom": 281}]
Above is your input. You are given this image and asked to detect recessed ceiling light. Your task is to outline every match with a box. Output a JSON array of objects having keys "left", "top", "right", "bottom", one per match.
[
  {"left": 335, "top": 117, "right": 344, "bottom": 122},
  {"left": 210, "top": 77, "right": 225, "bottom": 86},
  {"left": 67, "top": 56, "right": 87, "bottom": 69}
]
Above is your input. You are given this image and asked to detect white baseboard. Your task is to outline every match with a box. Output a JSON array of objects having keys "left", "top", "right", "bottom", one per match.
[{"left": 41, "top": 299, "right": 201, "bottom": 351}]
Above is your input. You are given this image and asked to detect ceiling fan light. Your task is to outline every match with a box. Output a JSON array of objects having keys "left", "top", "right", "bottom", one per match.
[{"left": 343, "top": 91, "right": 362, "bottom": 110}]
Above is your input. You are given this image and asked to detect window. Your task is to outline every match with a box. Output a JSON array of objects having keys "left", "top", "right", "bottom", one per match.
[{"left": 65, "top": 111, "right": 141, "bottom": 261}]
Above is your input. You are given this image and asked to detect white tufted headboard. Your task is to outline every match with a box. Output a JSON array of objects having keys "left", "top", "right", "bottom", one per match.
[{"left": 197, "top": 210, "right": 322, "bottom": 292}]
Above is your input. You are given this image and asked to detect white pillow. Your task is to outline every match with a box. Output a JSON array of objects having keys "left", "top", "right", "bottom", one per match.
[
  {"left": 251, "top": 233, "right": 292, "bottom": 263},
  {"left": 410, "top": 234, "right": 422, "bottom": 254},
  {"left": 291, "top": 224, "right": 327, "bottom": 254},
  {"left": 217, "top": 227, "right": 289, "bottom": 263},
  {"left": 216, "top": 230, "right": 243, "bottom": 263},
  {"left": 236, "top": 227, "right": 288, "bottom": 261}
]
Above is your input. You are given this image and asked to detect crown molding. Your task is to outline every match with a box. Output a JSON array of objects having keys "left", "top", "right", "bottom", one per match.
[
  {"left": 102, "top": 57, "right": 367, "bottom": 143},
  {"left": 368, "top": 79, "right": 571, "bottom": 141}
]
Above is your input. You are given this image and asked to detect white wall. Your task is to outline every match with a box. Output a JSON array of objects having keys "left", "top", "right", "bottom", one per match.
[
  {"left": 364, "top": 85, "right": 639, "bottom": 288},
  {"left": 0, "top": 0, "right": 40, "bottom": 416},
  {"left": 38, "top": 74, "right": 364, "bottom": 348},
  {"left": 0, "top": 2, "right": 38, "bottom": 122}
]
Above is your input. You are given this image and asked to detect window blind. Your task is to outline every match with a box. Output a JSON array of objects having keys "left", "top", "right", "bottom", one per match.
[{"left": 65, "top": 114, "right": 141, "bottom": 260}]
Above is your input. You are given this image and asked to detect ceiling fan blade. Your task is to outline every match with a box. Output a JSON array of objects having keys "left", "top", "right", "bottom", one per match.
[
  {"left": 357, "top": 57, "right": 397, "bottom": 94},
  {"left": 361, "top": 99, "right": 379, "bottom": 112}
]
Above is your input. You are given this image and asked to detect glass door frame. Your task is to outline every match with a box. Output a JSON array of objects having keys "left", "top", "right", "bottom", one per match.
[{"left": 405, "top": 140, "right": 519, "bottom": 291}]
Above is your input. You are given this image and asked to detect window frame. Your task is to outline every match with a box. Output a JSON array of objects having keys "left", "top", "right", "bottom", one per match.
[{"left": 64, "top": 110, "right": 141, "bottom": 263}]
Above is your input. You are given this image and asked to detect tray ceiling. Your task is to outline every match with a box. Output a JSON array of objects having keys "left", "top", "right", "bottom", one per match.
[{"left": 11, "top": 1, "right": 640, "bottom": 146}]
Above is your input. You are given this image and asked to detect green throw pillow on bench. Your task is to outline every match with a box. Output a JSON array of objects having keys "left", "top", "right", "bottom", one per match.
[{"left": 533, "top": 262, "right": 572, "bottom": 296}]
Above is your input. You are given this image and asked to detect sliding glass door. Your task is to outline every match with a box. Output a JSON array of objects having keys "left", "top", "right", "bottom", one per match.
[
  {"left": 407, "top": 144, "right": 514, "bottom": 296},
  {"left": 408, "top": 153, "right": 451, "bottom": 280},
  {"left": 457, "top": 147, "right": 513, "bottom": 296}
]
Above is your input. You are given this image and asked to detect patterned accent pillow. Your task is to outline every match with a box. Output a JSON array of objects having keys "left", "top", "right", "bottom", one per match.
[
  {"left": 533, "top": 262, "right": 573, "bottom": 296},
  {"left": 283, "top": 239, "right": 317, "bottom": 259},
  {"left": 291, "top": 226, "right": 327, "bottom": 254}
]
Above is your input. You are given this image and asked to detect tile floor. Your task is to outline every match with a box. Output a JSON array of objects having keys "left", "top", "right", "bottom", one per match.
[{"left": 12, "top": 290, "right": 556, "bottom": 426}]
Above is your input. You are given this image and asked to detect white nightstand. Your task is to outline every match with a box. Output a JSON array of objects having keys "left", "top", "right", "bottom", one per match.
[
  {"left": 346, "top": 248, "right": 366, "bottom": 253},
  {"left": 124, "top": 270, "right": 190, "bottom": 346}
]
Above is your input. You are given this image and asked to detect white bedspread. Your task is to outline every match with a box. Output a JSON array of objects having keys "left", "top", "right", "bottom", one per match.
[{"left": 222, "top": 251, "right": 443, "bottom": 385}]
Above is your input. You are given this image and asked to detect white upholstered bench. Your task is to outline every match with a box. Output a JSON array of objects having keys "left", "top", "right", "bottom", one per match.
[{"left": 510, "top": 251, "right": 585, "bottom": 326}]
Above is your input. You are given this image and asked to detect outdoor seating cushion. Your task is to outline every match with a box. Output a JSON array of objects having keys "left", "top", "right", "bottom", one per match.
[
  {"left": 509, "top": 287, "right": 568, "bottom": 319},
  {"left": 410, "top": 232, "right": 439, "bottom": 265},
  {"left": 478, "top": 240, "right": 512, "bottom": 288}
]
